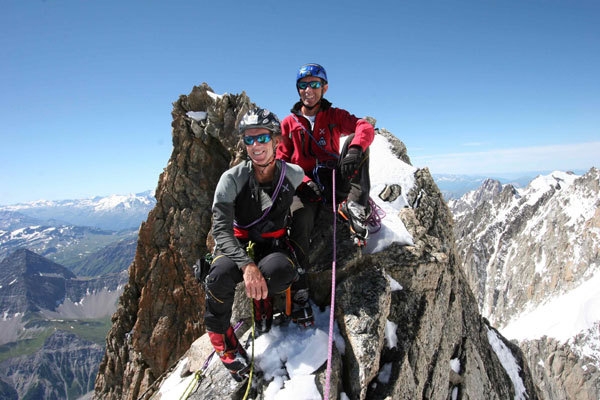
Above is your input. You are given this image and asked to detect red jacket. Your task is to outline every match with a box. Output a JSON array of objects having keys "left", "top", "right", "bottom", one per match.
[{"left": 277, "top": 99, "right": 374, "bottom": 182}]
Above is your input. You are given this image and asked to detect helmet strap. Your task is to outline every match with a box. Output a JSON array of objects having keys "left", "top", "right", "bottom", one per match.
[
  {"left": 255, "top": 157, "right": 274, "bottom": 168},
  {"left": 253, "top": 145, "right": 276, "bottom": 172},
  {"left": 254, "top": 156, "right": 275, "bottom": 176}
]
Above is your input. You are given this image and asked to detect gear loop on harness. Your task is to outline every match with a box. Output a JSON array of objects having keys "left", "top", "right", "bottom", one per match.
[{"left": 246, "top": 241, "right": 256, "bottom": 260}]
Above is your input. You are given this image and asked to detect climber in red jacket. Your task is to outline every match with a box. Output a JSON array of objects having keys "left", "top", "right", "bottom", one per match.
[{"left": 277, "top": 63, "right": 375, "bottom": 320}]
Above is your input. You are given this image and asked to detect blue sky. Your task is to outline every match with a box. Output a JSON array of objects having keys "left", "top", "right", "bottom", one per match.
[{"left": 1, "top": 0, "right": 598, "bottom": 205}]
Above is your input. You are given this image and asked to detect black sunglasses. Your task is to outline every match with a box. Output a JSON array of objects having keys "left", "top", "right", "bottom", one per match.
[
  {"left": 297, "top": 81, "right": 323, "bottom": 90},
  {"left": 243, "top": 133, "right": 272, "bottom": 145}
]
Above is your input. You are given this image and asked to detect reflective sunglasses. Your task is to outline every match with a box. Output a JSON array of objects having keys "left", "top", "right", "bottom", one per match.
[
  {"left": 297, "top": 81, "right": 323, "bottom": 90},
  {"left": 243, "top": 133, "right": 272, "bottom": 145}
]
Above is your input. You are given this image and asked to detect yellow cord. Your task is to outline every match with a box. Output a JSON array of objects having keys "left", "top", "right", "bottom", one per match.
[
  {"left": 181, "top": 302, "right": 256, "bottom": 400},
  {"left": 180, "top": 370, "right": 201, "bottom": 400}
]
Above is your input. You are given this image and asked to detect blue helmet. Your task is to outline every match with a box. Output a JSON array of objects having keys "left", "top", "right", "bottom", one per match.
[{"left": 296, "top": 63, "right": 328, "bottom": 83}]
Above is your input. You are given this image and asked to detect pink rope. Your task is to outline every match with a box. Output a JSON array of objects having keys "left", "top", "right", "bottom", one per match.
[
  {"left": 324, "top": 169, "right": 337, "bottom": 400},
  {"left": 366, "top": 197, "right": 386, "bottom": 234}
]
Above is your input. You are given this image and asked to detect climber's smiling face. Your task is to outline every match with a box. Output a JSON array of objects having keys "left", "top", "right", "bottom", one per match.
[
  {"left": 297, "top": 77, "right": 328, "bottom": 110},
  {"left": 243, "top": 128, "right": 275, "bottom": 166}
]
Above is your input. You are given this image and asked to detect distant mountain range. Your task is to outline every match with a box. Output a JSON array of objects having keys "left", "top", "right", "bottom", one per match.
[
  {"left": 431, "top": 171, "right": 589, "bottom": 200},
  {"left": 433, "top": 174, "right": 528, "bottom": 199},
  {"left": 0, "top": 190, "right": 156, "bottom": 231},
  {"left": 449, "top": 167, "right": 600, "bottom": 399},
  {"left": 0, "top": 220, "right": 137, "bottom": 273},
  {"left": 0, "top": 249, "right": 127, "bottom": 399},
  {"left": 1, "top": 171, "right": 598, "bottom": 398},
  {"left": 0, "top": 174, "right": 559, "bottom": 210},
  {"left": 3, "top": 172, "right": 593, "bottom": 212},
  {"left": 0, "top": 192, "right": 150, "bottom": 398}
]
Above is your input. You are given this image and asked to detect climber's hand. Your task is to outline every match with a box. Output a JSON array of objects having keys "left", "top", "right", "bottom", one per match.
[{"left": 340, "top": 146, "right": 363, "bottom": 179}]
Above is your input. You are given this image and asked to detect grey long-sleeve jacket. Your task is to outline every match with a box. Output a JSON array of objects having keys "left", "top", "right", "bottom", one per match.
[{"left": 211, "top": 159, "right": 304, "bottom": 269}]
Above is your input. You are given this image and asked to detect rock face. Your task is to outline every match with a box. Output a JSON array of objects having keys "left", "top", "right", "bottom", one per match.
[
  {"left": 0, "top": 331, "right": 104, "bottom": 400},
  {"left": 0, "top": 248, "right": 127, "bottom": 398},
  {"left": 93, "top": 84, "right": 252, "bottom": 400},
  {"left": 519, "top": 336, "right": 600, "bottom": 400},
  {"left": 450, "top": 169, "right": 600, "bottom": 326},
  {"left": 0, "top": 248, "right": 76, "bottom": 316},
  {"left": 93, "top": 84, "right": 541, "bottom": 399},
  {"left": 450, "top": 169, "right": 600, "bottom": 399}
]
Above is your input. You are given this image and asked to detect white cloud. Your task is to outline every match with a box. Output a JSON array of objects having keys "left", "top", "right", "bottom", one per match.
[{"left": 411, "top": 141, "right": 600, "bottom": 175}]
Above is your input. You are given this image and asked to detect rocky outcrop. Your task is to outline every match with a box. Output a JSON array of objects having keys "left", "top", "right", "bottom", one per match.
[
  {"left": 451, "top": 169, "right": 600, "bottom": 326},
  {"left": 0, "top": 331, "right": 104, "bottom": 399},
  {"left": 519, "top": 335, "right": 600, "bottom": 400},
  {"left": 94, "top": 84, "right": 252, "bottom": 400},
  {"left": 450, "top": 169, "right": 600, "bottom": 399},
  {"left": 0, "top": 248, "right": 76, "bottom": 317},
  {"left": 0, "top": 248, "right": 127, "bottom": 398},
  {"left": 93, "top": 84, "right": 541, "bottom": 399}
]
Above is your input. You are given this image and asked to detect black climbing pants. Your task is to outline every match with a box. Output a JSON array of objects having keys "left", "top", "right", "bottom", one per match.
[
  {"left": 204, "top": 250, "right": 297, "bottom": 333},
  {"left": 289, "top": 133, "right": 371, "bottom": 271}
]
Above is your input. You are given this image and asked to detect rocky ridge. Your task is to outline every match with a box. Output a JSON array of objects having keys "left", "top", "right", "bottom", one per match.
[
  {"left": 0, "top": 248, "right": 125, "bottom": 398},
  {"left": 1, "top": 330, "right": 104, "bottom": 400},
  {"left": 0, "top": 220, "right": 137, "bottom": 272},
  {"left": 93, "top": 84, "right": 541, "bottom": 399},
  {"left": 450, "top": 168, "right": 600, "bottom": 399},
  {"left": 450, "top": 169, "right": 599, "bottom": 326}
]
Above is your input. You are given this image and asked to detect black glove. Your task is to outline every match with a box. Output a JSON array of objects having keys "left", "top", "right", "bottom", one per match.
[
  {"left": 340, "top": 146, "right": 363, "bottom": 179},
  {"left": 296, "top": 180, "right": 322, "bottom": 202}
]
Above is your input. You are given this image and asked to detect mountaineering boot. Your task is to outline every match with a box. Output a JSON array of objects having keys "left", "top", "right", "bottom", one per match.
[
  {"left": 253, "top": 297, "right": 273, "bottom": 335},
  {"left": 208, "top": 326, "right": 250, "bottom": 382},
  {"left": 338, "top": 200, "right": 369, "bottom": 242},
  {"left": 291, "top": 288, "right": 314, "bottom": 327}
]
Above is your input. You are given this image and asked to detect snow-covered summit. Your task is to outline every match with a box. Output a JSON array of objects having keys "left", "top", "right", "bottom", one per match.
[{"left": 451, "top": 167, "right": 600, "bottom": 376}]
